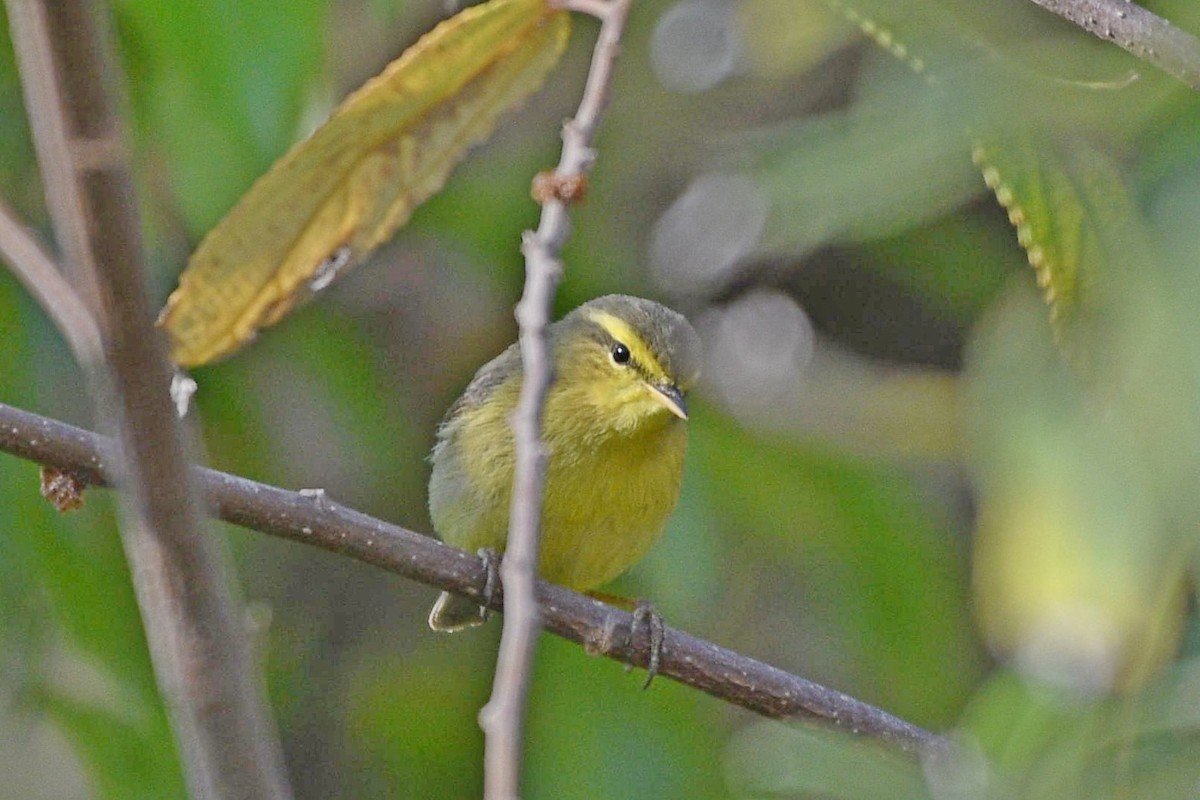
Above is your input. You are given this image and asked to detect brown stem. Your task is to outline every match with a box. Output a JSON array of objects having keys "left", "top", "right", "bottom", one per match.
[
  {"left": 0, "top": 196, "right": 102, "bottom": 365},
  {"left": 479, "top": 1, "right": 636, "bottom": 797},
  {"left": 1025, "top": 0, "right": 1200, "bottom": 89},
  {"left": 4, "top": 3, "right": 292, "bottom": 797},
  {"left": 0, "top": 400, "right": 954, "bottom": 758}
]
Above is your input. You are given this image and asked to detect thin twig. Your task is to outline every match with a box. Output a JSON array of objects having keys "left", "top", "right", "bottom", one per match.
[
  {"left": 0, "top": 400, "right": 954, "bottom": 757},
  {"left": 0, "top": 196, "right": 103, "bottom": 365},
  {"left": 480, "top": 1, "right": 634, "bottom": 797},
  {"left": 1024, "top": 0, "right": 1200, "bottom": 89},
  {"left": 5, "top": 3, "right": 292, "bottom": 797}
]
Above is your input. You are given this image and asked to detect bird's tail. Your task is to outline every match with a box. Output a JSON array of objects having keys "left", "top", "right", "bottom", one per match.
[{"left": 428, "top": 591, "right": 488, "bottom": 632}]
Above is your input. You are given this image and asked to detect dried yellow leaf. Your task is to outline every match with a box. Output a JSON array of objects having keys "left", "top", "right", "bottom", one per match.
[{"left": 160, "top": 0, "right": 571, "bottom": 366}]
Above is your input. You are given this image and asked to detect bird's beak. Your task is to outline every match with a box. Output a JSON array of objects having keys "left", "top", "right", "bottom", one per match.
[{"left": 646, "top": 382, "right": 688, "bottom": 420}]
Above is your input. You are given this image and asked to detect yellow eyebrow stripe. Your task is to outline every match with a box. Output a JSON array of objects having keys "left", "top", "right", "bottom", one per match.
[{"left": 585, "top": 309, "right": 668, "bottom": 381}]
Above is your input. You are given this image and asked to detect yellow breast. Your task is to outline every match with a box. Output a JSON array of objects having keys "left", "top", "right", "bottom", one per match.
[{"left": 429, "top": 377, "right": 687, "bottom": 592}]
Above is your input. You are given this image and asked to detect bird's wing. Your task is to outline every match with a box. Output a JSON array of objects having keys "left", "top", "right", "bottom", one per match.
[{"left": 438, "top": 340, "right": 521, "bottom": 428}]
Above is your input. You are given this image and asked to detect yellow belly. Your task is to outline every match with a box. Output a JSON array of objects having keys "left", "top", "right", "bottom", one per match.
[
  {"left": 429, "top": 400, "right": 687, "bottom": 592},
  {"left": 537, "top": 421, "right": 686, "bottom": 588}
]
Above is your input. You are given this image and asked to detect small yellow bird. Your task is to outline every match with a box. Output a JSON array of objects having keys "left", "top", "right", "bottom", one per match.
[{"left": 428, "top": 294, "right": 701, "bottom": 631}]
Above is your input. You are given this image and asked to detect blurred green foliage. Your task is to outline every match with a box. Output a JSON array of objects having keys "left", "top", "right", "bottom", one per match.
[{"left": 3, "top": 0, "right": 1200, "bottom": 797}]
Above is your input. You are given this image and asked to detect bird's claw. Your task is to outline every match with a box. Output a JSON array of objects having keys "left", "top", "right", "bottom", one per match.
[
  {"left": 631, "top": 600, "right": 665, "bottom": 689},
  {"left": 477, "top": 548, "right": 501, "bottom": 620},
  {"left": 585, "top": 592, "right": 665, "bottom": 685}
]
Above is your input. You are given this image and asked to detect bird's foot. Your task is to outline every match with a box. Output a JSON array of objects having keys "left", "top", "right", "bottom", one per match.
[
  {"left": 585, "top": 592, "right": 665, "bottom": 688},
  {"left": 631, "top": 600, "right": 665, "bottom": 689},
  {"left": 477, "top": 548, "right": 501, "bottom": 620}
]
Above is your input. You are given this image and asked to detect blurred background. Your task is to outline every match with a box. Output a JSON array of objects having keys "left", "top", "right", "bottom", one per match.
[{"left": 3, "top": 0, "right": 1200, "bottom": 797}]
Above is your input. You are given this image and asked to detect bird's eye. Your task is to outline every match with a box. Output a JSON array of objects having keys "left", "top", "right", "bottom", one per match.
[{"left": 611, "top": 342, "right": 631, "bottom": 365}]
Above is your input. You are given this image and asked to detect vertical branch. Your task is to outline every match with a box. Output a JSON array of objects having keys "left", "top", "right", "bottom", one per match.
[
  {"left": 5, "top": 3, "right": 292, "bottom": 798},
  {"left": 478, "top": 1, "right": 634, "bottom": 797}
]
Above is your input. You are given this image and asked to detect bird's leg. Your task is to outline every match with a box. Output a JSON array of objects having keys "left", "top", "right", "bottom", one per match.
[
  {"left": 585, "top": 592, "right": 665, "bottom": 688},
  {"left": 477, "top": 548, "right": 501, "bottom": 620},
  {"left": 632, "top": 600, "right": 665, "bottom": 689}
]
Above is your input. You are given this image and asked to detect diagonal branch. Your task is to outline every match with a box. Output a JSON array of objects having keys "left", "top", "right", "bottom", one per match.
[
  {"left": 1024, "top": 0, "right": 1200, "bottom": 89},
  {"left": 0, "top": 400, "right": 953, "bottom": 758},
  {"left": 5, "top": 3, "right": 292, "bottom": 797},
  {"left": 482, "top": 1, "right": 635, "bottom": 797},
  {"left": 0, "top": 196, "right": 102, "bottom": 365}
]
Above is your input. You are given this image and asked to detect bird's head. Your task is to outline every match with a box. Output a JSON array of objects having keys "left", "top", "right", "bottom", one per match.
[{"left": 554, "top": 295, "right": 701, "bottom": 435}]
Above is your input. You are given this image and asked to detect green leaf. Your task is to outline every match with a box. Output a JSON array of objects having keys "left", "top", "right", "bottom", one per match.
[
  {"left": 972, "top": 135, "right": 1152, "bottom": 335},
  {"left": 752, "top": 74, "right": 981, "bottom": 257},
  {"left": 159, "top": 0, "right": 571, "bottom": 367}
]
